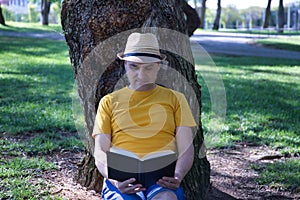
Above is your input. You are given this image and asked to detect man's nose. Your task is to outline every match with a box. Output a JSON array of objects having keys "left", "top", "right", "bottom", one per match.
[{"left": 137, "top": 68, "right": 146, "bottom": 78}]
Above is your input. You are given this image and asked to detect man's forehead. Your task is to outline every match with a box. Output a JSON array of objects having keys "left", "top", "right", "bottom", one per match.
[{"left": 125, "top": 61, "right": 159, "bottom": 67}]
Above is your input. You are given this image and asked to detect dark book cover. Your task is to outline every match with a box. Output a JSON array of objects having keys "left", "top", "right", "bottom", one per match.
[{"left": 107, "top": 147, "right": 177, "bottom": 188}]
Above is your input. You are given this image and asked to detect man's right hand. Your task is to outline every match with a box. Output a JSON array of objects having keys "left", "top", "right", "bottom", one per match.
[{"left": 109, "top": 178, "right": 146, "bottom": 194}]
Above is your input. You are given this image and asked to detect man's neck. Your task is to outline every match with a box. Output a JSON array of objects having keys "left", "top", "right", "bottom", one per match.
[{"left": 129, "top": 83, "right": 156, "bottom": 91}]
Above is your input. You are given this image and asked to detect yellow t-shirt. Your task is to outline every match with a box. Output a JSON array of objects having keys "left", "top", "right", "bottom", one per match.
[{"left": 93, "top": 85, "right": 196, "bottom": 157}]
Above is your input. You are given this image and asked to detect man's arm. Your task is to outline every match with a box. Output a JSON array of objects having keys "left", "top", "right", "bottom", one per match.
[
  {"left": 94, "top": 133, "right": 111, "bottom": 179},
  {"left": 94, "top": 133, "right": 145, "bottom": 193},
  {"left": 174, "top": 126, "right": 194, "bottom": 182},
  {"left": 157, "top": 126, "right": 194, "bottom": 189}
]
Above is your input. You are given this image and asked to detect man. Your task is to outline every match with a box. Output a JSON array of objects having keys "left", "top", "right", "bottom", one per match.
[{"left": 93, "top": 33, "right": 196, "bottom": 200}]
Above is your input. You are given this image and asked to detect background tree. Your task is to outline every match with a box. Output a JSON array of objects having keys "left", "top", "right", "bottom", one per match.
[
  {"left": 221, "top": 5, "right": 241, "bottom": 29},
  {"left": 212, "top": 0, "right": 222, "bottom": 30},
  {"left": 278, "top": 0, "right": 285, "bottom": 33},
  {"left": 243, "top": 6, "right": 264, "bottom": 28},
  {"left": 200, "top": 0, "right": 207, "bottom": 28},
  {"left": 61, "top": 0, "right": 210, "bottom": 199},
  {"left": 263, "top": 0, "right": 272, "bottom": 28},
  {"left": 183, "top": 0, "right": 201, "bottom": 36},
  {"left": 41, "top": 0, "right": 51, "bottom": 25},
  {"left": 0, "top": 3, "right": 5, "bottom": 26}
]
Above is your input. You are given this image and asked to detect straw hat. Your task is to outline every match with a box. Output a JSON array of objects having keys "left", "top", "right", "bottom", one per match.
[{"left": 117, "top": 33, "right": 166, "bottom": 63}]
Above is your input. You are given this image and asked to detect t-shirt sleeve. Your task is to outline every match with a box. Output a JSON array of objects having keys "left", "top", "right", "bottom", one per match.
[
  {"left": 174, "top": 92, "right": 197, "bottom": 127},
  {"left": 92, "top": 95, "right": 112, "bottom": 138}
]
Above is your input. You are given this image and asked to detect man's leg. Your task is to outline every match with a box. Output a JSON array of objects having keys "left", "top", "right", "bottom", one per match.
[
  {"left": 146, "top": 185, "right": 184, "bottom": 200},
  {"left": 102, "top": 179, "right": 145, "bottom": 200},
  {"left": 151, "top": 191, "right": 177, "bottom": 200}
]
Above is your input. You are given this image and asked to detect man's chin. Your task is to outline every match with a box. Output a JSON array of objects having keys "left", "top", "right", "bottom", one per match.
[{"left": 134, "top": 83, "right": 156, "bottom": 91}]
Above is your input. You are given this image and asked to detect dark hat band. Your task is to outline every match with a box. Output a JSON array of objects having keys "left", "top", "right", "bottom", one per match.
[{"left": 123, "top": 53, "right": 162, "bottom": 60}]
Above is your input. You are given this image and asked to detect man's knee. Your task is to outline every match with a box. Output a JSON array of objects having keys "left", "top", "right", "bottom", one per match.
[{"left": 151, "top": 191, "right": 177, "bottom": 200}]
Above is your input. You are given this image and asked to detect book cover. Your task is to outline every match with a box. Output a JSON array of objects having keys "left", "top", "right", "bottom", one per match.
[{"left": 107, "top": 147, "right": 177, "bottom": 188}]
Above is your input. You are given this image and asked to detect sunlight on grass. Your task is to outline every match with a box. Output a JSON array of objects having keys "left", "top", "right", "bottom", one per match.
[
  {"left": 0, "top": 33, "right": 82, "bottom": 199},
  {"left": 0, "top": 157, "right": 56, "bottom": 199},
  {"left": 197, "top": 56, "right": 300, "bottom": 155},
  {"left": 251, "top": 159, "right": 300, "bottom": 190},
  {"left": 256, "top": 36, "right": 300, "bottom": 52},
  {"left": 0, "top": 132, "right": 84, "bottom": 156},
  {"left": 0, "top": 21, "right": 63, "bottom": 34},
  {"left": 197, "top": 55, "right": 300, "bottom": 191},
  {"left": 0, "top": 36, "right": 75, "bottom": 134}
]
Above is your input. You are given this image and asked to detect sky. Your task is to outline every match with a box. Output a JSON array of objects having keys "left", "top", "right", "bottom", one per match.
[{"left": 190, "top": 0, "right": 298, "bottom": 9}]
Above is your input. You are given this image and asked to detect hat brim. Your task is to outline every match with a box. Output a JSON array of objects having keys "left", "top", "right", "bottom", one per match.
[{"left": 117, "top": 52, "right": 166, "bottom": 63}]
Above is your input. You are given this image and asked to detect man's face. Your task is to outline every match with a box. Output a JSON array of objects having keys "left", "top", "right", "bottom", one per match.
[{"left": 125, "top": 61, "right": 160, "bottom": 90}]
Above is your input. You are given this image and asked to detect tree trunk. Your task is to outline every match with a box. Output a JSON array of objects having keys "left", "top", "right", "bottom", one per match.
[
  {"left": 278, "top": 0, "right": 285, "bottom": 33},
  {"left": 41, "top": 0, "right": 51, "bottom": 25},
  {"left": 61, "top": 0, "right": 210, "bottom": 199},
  {"left": 0, "top": 3, "right": 6, "bottom": 26},
  {"left": 200, "top": 0, "right": 207, "bottom": 29},
  {"left": 212, "top": 0, "right": 222, "bottom": 30},
  {"left": 263, "top": 0, "right": 272, "bottom": 28},
  {"left": 182, "top": 0, "right": 200, "bottom": 36}
]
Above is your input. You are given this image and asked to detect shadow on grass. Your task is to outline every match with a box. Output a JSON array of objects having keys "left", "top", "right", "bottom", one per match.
[
  {"left": 212, "top": 56, "right": 300, "bottom": 68},
  {"left": 259, "top": 42, "right": 300, "bottom": 53},
  {"left": 198, "top": 55, "right": 300, "bottom": 153},
  {"left": 0, "top": 63, "right": 75, "bottom": 134},
  {"left": 0, "top": 36, "right": 75, "bottom": 134}
]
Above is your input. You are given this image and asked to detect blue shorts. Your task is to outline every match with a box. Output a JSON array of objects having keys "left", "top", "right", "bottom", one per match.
[{"left": 102, "top": 179, "right": 184, "bottom": 200}]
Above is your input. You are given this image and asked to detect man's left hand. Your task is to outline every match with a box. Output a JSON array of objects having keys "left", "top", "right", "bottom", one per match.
[{"left": 157, "top": 176, "right": 181, "bottom": 190}]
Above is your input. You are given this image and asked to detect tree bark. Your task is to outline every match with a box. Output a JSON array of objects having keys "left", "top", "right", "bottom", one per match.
[
  {"left": 0, "top": 3, "right": 6, "bottom": 26},
  {"left": 182, "top": 0, "right": 200, "bottom": 36},
  {"left": 263, "top": 0, "right": 272, "bottom": 28},
  {"left": 200, "top": 0, "right": 207, "bottom": 29},
  {"left": 61, "top": 0, "right": 210, "bottom": 199},
  {"left": 278, "top": 0, "right": 285, "bottom": 33},
  {"left": 212, "top": 0, "right": 222, "bottom": 30},
  {"left": 41, "top": 0, "right": 51, "bottom": 25}
]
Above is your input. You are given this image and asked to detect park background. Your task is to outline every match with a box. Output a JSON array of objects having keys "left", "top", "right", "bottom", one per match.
[{"left": 0, "top": 0, "right": 300, "bottom": 199}]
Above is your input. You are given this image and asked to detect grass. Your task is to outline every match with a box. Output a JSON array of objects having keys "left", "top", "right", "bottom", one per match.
[
  {"left": 0, "top": 22, "right": 82, "bottom": 199},
  {"left": 217, "top": 28, "right": 300, "bottom": 36},
  {"left": 0, "top": 157, "right": 58, "bottom": 199},
  {"left": 196, "top": 55, "right": 300, "bottom": 191},
  {"left": 197, "top": 56, "right": 300, "bottom": 154},
  {"left": 255, "top": 36, "right": 300, "bottom": 52},
  {"left": 0, "top": 21, "right": 63, "bottom": 34},
  {"left": 1, "top": 22, "right": 299, "bottom": 196},
  {"left": 251, "top": 159, "right": 300, "bottom": 191},
  {"left": 0, "top": 36, "right": 75, "bottom": 133}
]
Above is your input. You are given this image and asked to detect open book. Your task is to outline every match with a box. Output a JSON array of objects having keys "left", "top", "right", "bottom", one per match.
[{"left": 107, "top": 147, "right": 177, "bottom": 188}]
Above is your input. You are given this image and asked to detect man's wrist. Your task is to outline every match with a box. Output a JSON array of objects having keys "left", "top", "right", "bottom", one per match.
[
  {"left": 108, "top": 179, "right": 119, "bottom": 188},
  {"left": 174, "top": 172, "right": 183, "bottom": 183}
]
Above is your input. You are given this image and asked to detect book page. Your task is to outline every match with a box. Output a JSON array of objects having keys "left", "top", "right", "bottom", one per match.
[
  {"left": 142, "top": 150, "right": 176, "bottom": 161},
  {"left": 107, "top": 151, "right": 140, "bottom": 173},
  {"left": 141, "top": 152, "right": 177, "bottom": 173},
  {"left": 109, "top": 146, "right": 140, "bottom": 159}
]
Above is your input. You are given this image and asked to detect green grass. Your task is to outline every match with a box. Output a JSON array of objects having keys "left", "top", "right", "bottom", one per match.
[
  {"left": 196, "top": 55, "right": 300, "bottom": 191},
  {"left": 251, "top": 159, "right": 300, "bottom": 190},
  {"left": 0, "top": 132, "right": 84, "bottom": 156},
  {"left": 217, "top": 28, "right": 300, "bottom": 36},
  {"left": 255, "top": 36, "right": 300, "bottom": 52},
  {"left": 0, "top": 157, "right": 57, "bottom": 199},
  {"left": 0, "top": 21, "right": 63, "bottom": 34},
  {"left": 197, "top": 56, "right": 300, "bottom": 154},
  {"left": 0, "top": 28, "right": 81, "bottom": 199},
  {"left": 0, "top": 36, "right": 75, "bottom": 134}
]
